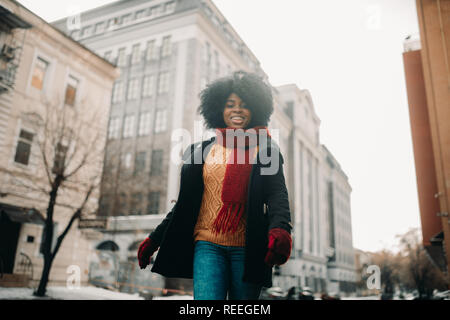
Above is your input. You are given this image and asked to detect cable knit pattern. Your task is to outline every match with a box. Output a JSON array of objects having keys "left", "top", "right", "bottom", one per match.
[{"left": 194, "top": 143, "right": 258, "bottom": 246}]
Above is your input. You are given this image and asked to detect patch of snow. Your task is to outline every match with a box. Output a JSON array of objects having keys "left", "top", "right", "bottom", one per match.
[
  {"left": 0, "top": 286, "right": 144, "bottom": 300},
  {"left": 152, "top": 295, "right": 193, "bottom": 300}
]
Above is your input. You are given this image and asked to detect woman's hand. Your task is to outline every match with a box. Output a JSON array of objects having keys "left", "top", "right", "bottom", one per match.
[
  {"left": 137, "top": 237, "right": 159, "bottom": 269},
  {"left": 264, "top": 228, "right": 292, "bottom": 266}
]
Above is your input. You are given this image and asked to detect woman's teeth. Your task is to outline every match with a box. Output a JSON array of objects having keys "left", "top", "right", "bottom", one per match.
[{"left": 231, "top": 117, "right": 244, "bottom": 124}]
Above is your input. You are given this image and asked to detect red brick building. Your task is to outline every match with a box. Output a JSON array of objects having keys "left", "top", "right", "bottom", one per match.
[{"left": 403, "top": 0, "right": 450, "bottom": 280}]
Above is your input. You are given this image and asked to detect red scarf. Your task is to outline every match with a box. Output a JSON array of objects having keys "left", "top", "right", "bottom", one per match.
[{"left": 212, "top": 126, "right": 271, "bottom": 234}]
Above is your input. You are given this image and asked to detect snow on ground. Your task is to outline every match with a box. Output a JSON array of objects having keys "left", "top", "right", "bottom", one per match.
[
  {"left": 0, "top": 286, "right": 144, "bottom": 300},
  {"left": 340, "top": 295, "right": 380, "bottom": 300},
  {"left": 152, "top": 295, "right": 193, "bottom": 300},
  {"left": 0, "top": 287, "right": 381, "bottom": 300}
]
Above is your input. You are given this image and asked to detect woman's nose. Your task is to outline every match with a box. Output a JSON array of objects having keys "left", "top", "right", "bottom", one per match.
[{"left": 231, "top": 104, "right": 245, "bottom": 110}]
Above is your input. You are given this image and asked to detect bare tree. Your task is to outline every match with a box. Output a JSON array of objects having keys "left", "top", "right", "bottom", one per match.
[
  {"left": 395, "top": 228, "right": 449, "bottom": 299},
  {"left": 371, "top": 249, "right": 400, "bottom": 299},
  {"left": 6, "top": 95, "right": 107, "bottom": 297}
]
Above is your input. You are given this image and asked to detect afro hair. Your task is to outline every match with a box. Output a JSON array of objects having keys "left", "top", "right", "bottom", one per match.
[{"left": 197, "top": 70, "right": 274, "bottom": 129}]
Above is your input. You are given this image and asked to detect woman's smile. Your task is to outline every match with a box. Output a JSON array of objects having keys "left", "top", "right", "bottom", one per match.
[{"left": 230, "top": 115, "right": 246, "bottom": 125}]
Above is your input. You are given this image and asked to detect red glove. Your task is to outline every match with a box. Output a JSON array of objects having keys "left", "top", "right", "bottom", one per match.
[
  {"left": 137, "top": 237, "right": 159, "bottom": 269},
  {"left": 264, "top": 228, "right": 292, "bottom": 267}
]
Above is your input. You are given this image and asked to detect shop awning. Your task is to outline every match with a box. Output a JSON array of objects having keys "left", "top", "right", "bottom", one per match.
[{"left": 0, "top": 202, "right": 45, "bottom": 225}]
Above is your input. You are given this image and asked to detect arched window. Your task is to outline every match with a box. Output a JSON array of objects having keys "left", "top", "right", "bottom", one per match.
[{"left": 96, "top": 240, "right": 119, "bottom": 252}]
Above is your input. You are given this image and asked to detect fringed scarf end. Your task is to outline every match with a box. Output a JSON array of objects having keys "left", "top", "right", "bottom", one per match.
[{"left": 212, "top": 202, "right": 245, "bottom": 235}]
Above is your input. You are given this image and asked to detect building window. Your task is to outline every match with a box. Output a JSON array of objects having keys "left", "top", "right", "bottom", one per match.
[
  {"left": 117, "top": 48, "right": 127, "bottom": 67},
  {"left": 138, "top": 112, "right": 151, "bottom": 136},
  {"left": 146, "top": 40, "right": 157, "bottom": 61},
  {"left": 214, "top": 51, "right": 220, "bottom": 77},
  {"left": 149, "top": 6, "right": 161, "bottom": 17},
  {"left": 165, "top": 1, "right": 176, "bottom": 13},
  {"left": 161, "top": 36, "right": 172, "bottom": 57},
  {"left": 95, "top": 22, "right": 105, "bottom": 34},
  {"left": 106, "top": 18, "right": 116, "bottom": 30},
  {"left": 64, "top": 75, "right": 79, "bottom": 106},
  {"left": 112, "top": 81, "right": 124, "bottom": 103},
  {"left": 81, "top": 25, "right": 93, "bottom": 37},
  {"left": 135, "top": 9, "right": 146, "bottom": 19},
  {"left": 157, "top": 72, "right": 169, "bottom": 94},
  {"left": 121, "top": 14, "right": 132, "bottom": 25},
  {"left": 14, "top": 129, "right": 34, "bottom": 166},
  {"left": 131, "top": 43, "right": 141, "bottom": 65},
  {"left": 134, "top": 151, "right": 146, "bottom": 174},
  {"left": 31, "top": 57, "right": 49, "bottom": 90},
  {"left": 142, "top": 75, "right": 155, "bottom": 97},
  {"left": 122, "top": 152, "right": 132, "bottom": 169},
  {"left": 130, "top": 193, "right": 143, "bottom": 215},
  {"left": 150, "top": 150, "right": 163, "bottom": 176},
  {"left": 52, "top": 143, "right": 68, "bottom": 175},
  {"left": 285, "top": 101, "right": 294, "bottom": 119},
  {"left": 118, "top": 193, "right": 127, "bottom": 215},
  {"left": 147, "top": 191, "right": 160, "bottom": 214},
  {"left": 205, "top": 42, "right": 211, "bottom": 68},
  {"left": 99, "top": 194, "right": 110, "bottom": 216},
  {"left": 123, "top": 115, "right": 135, "bottom": 138},
  {"left": 154, "top": 109, "right": 167, "bottom": 133},
  {"left": 127, "top": 78, "right": 139, "bottom": 100},
  {"left": 108, "top": 117, "right": 121, "bottom": 139}
]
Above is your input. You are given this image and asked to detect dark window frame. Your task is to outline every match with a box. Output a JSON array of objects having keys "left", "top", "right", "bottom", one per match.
[{"left": 14, "top": 129, "right": 34, "bottom": 166}]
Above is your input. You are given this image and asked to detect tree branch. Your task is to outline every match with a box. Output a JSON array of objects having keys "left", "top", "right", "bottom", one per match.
[{"left": 51, "top": 181, "right": 97, "bottom": 261}]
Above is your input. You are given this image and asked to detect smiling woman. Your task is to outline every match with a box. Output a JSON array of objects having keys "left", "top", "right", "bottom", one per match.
[{"left": 138, "top": 70, "right": 292, "bottom": 301}]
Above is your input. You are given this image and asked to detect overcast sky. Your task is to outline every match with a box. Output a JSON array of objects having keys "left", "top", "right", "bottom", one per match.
[{"left": 17, "top": 0, "right": 421, "bottom": 253}]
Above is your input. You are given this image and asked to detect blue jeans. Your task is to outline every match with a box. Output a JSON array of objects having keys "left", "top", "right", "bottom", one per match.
[{"left": 193, "top": 240, "right": 262, "bottom": 300}]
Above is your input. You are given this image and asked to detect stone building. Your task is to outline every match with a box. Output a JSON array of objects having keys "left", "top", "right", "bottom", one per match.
[
  {"left": 0, "top": 0, "right": 119, "bottom": 287},
  {"left": 271, "top": 85, "right": 356, "bottom": 295},
  {"left": 321, "top": 145, "right": 356, "bottom": 294}
]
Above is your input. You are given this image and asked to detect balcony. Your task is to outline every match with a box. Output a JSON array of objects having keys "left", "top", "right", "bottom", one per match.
[{"left": 0, "top": 4, "right": 32, "bottom": 94}]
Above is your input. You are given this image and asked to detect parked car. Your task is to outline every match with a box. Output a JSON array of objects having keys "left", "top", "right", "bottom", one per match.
[
  {"left": 260, "top": 287, "right": 287, "bottom": 300},
  {"left": 321, "top": 292, "right": 340, "bottom": 300},
  {"left": 380, "top": 292, "right": 394, "bottom": 300},
  {"left": 432, "top": 290, "right": 450, "bottom": 300},
  {"left": 298, "top": 286, "right": 315, "bottom": 300},
  {"left": 283, "top": 286, "right": 316, "bottom": 300}
]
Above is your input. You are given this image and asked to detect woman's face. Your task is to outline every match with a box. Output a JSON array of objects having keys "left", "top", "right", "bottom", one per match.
[{"left": 223, "top": 93, "right": 252, "bottom": 129}]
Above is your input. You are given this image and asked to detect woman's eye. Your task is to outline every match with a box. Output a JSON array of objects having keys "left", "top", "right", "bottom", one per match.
[{"left": 226, "top": 103, "right": 247, "bottom": 108}]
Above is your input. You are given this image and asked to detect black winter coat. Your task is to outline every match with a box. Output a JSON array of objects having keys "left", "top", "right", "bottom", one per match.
[{"left": 149, "top": 136, "right": 292, "bottom": 287}]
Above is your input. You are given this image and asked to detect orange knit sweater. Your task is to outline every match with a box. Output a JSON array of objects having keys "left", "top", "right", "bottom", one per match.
[{"left": 193, "top": 142, "right": 258, "bottom": 247}]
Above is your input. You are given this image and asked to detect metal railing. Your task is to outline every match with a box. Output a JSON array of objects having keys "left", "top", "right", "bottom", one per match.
[
  {"left": 16, "top": 252, "right": 33, "bottom": 280},
  {"left": 0, "top": 255, "right": 4, "bottom": 279}
]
